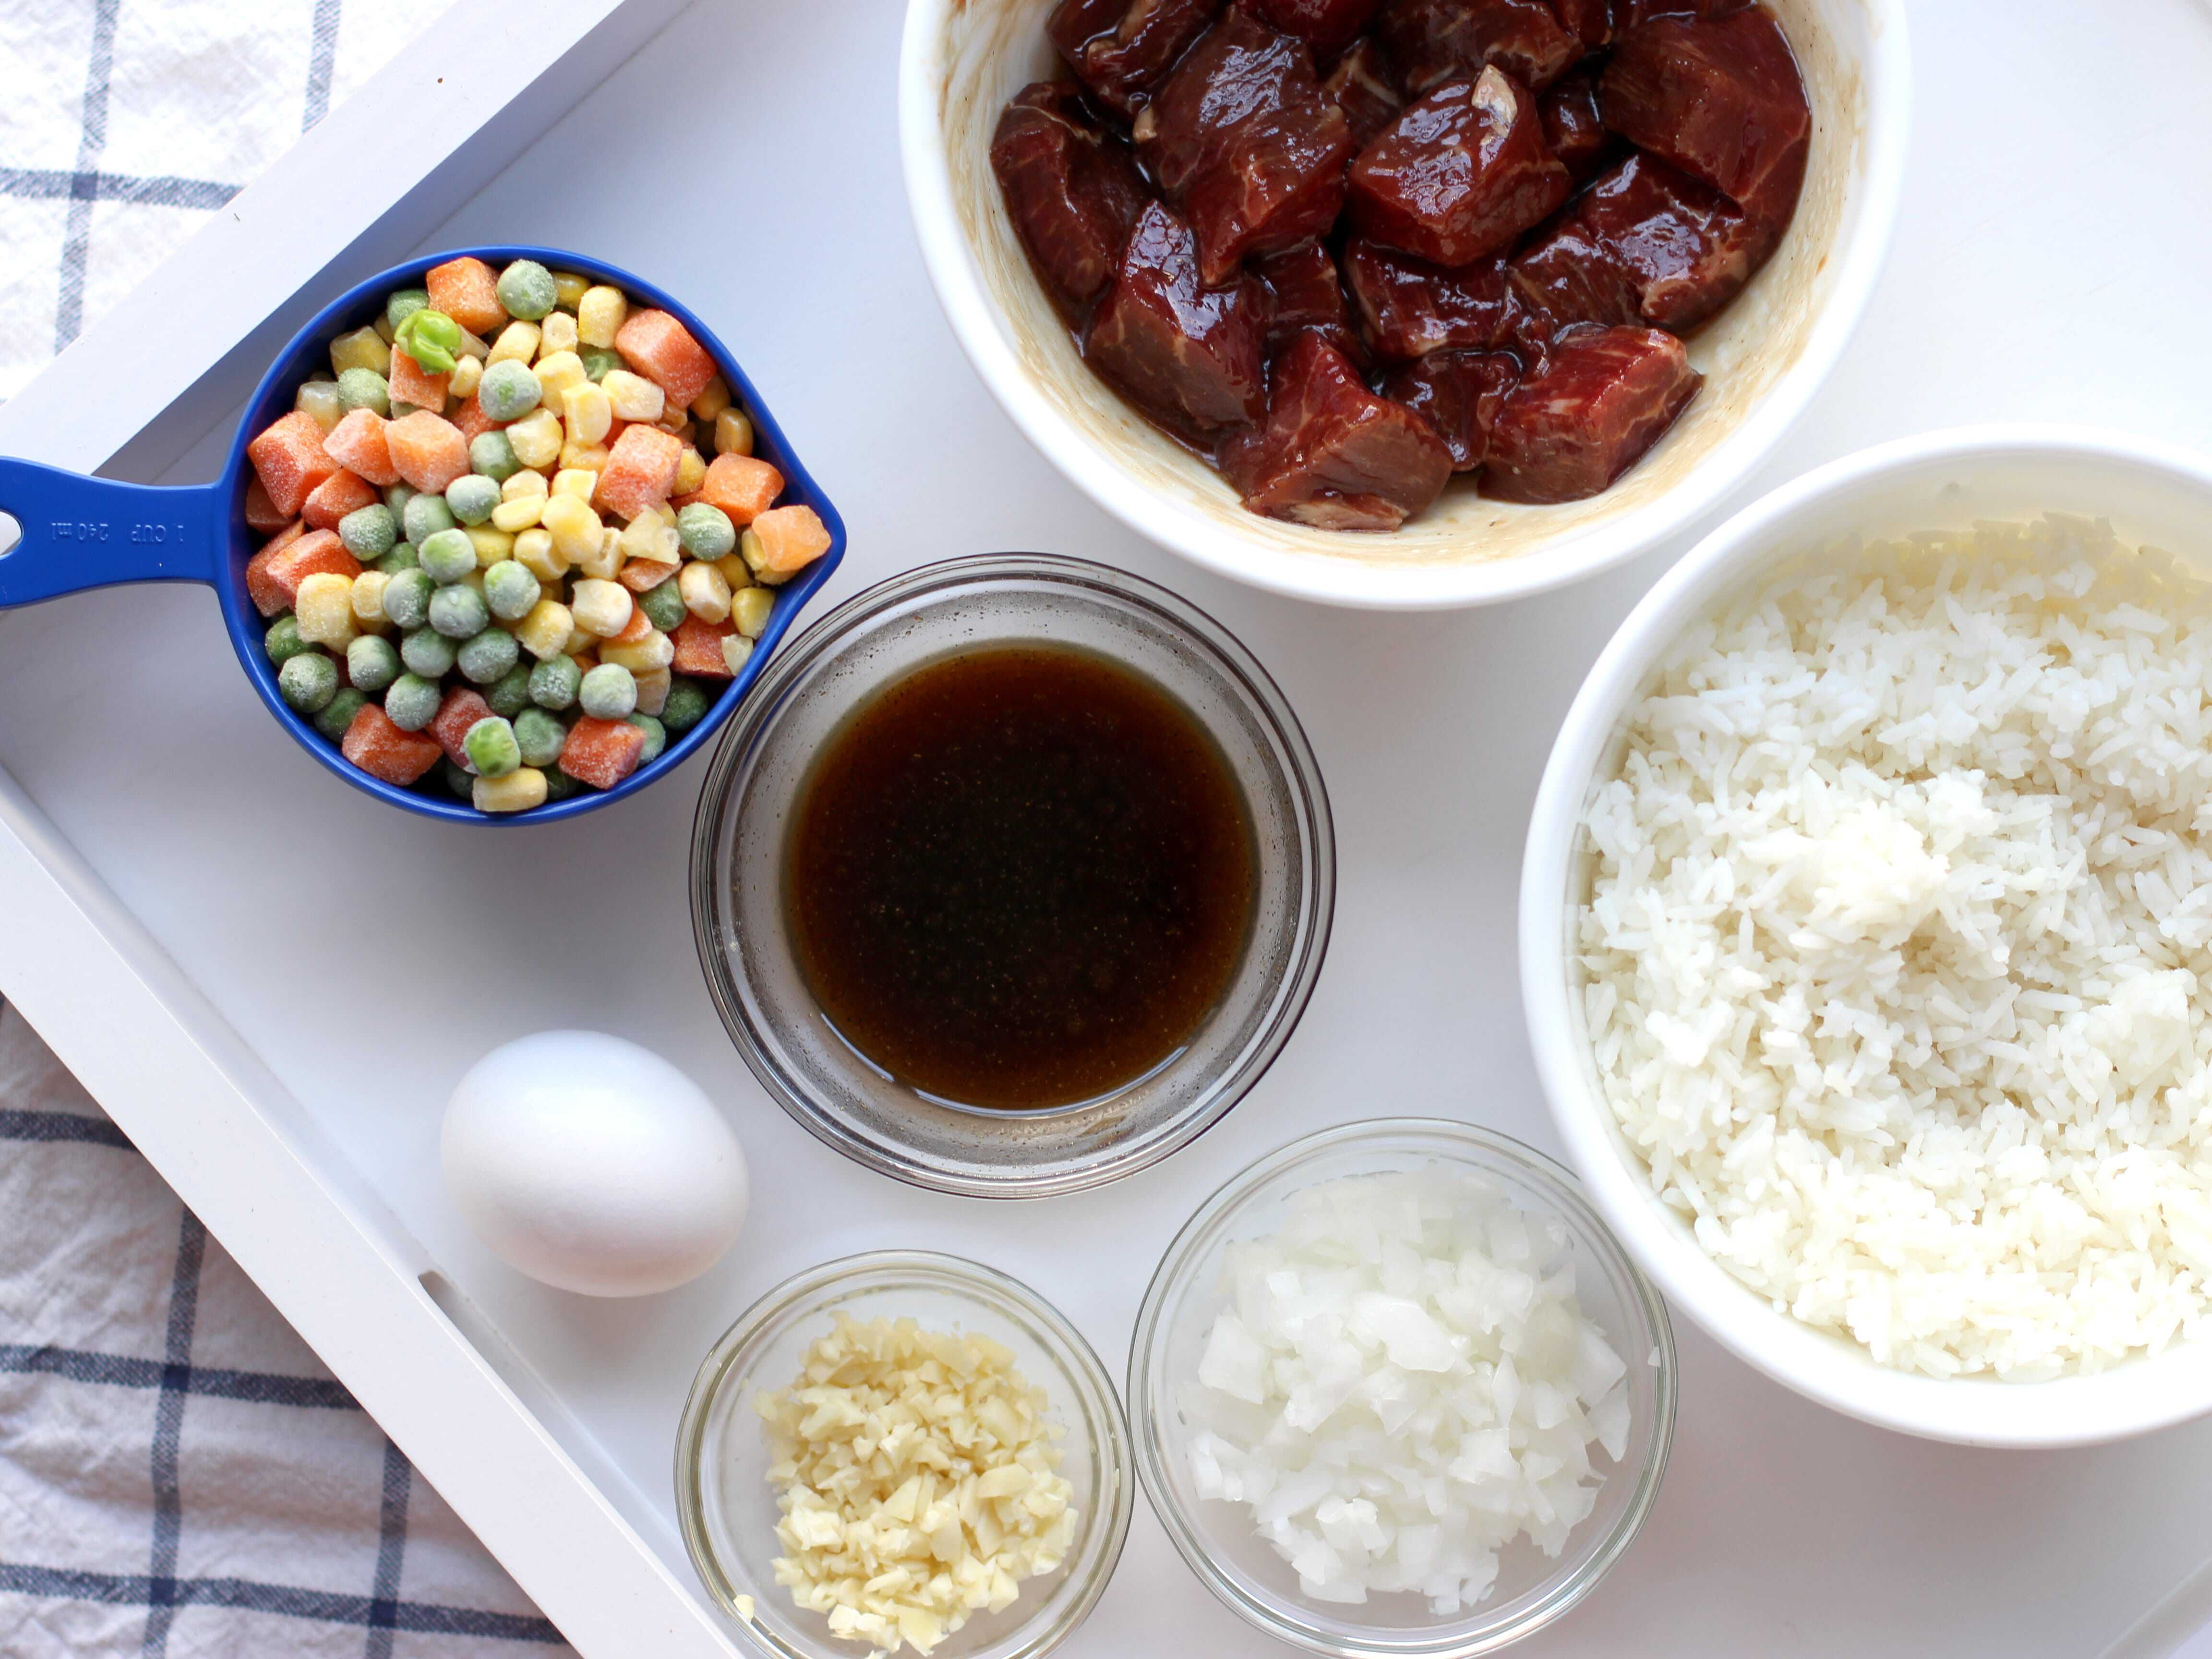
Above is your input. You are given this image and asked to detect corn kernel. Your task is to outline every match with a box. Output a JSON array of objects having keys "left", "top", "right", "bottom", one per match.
[
  {"left": 489, "top": 321, "right": 541, "bottom": 366},
  {"left": 491, "top": 494, "right": 545, "bottom": 533},
  {"left": 713, "top": 409, "right": 754, "bottom": 457},
  {"left": 350, "top": 569, "right": 394, "bottom": 630},
  {"left": 506, "top": 409, "right": 564, "bottom": 469},
  {"left": 577, "top": 285, "right": 627, "bottom": 349},
  {"left": 456, "top": 326, "right": 492, "bottom": 361},
  {"left": 618, "top": 510, "right": 671, "bottom": 565},
  {"left": 501, "top": 469, "right": 549, "bottom": 502},
  {"left": 679, "top": 559, "right": 732, "bottom": 625},
  {"left": 732, "top": 585, "right": 774, "bottom": 640},
  {"left": 561, "top": 382, "right": 612, "bottom": 446},
  {"left": 552, "top": 270, "right": 590, "bottom": 310},
  {"left": 691, "top": 374, "right": 731, "bottom": 422},
  {"left": 513, "top": 527, "right": 566, "bottom": 582},
  {"left": 447, "top": 354, "right": 484, "bottom": 400},
  {"left": 674, "top": 447, "right": 707, "bottom": 495},
  {"left": 295, "top": 380, "right": 344, "bottom": 434},
  {"left": 330, "top": 326, "right": 389, "bottom": 377},
  {"left": 372, "top": 313, "right": 398, "bottom": 346},
  {"left": 601, "top": 630, "right": 674, "bottom": 673},
  {"left": 559, "top": 439, "right": 610, "bottom": 473},
  {"left": 565, "top": 633, "right": 597, "bottom": 661},
  {"left": 538, "top": 312, "right": 579, "bottom": 356},
  {"left": 715, "top": 553, "right": 753, "bottom": 593},
  {"left": 657, "top": 414, "right": 693, "bottom": 443},
  {"left": 721, "top": 634, "right": 755, "bottom": 677},
  {"left": 515, "top": 599, "right": 575, "bottom": 661},
  {"left": 577, "top": 527, "right": 623, "bottom": 581},
  {"left": 602, "top": 369, "right": 665, "bottom": 423},
  {"left": 459, "top": 567, "right": 486, "bottom": 598},
  {"left": 634, "top": 666, "right": 671, "bottom": 718},
  {"left": 474, "top": 767, "right": 548, "bottom": 814},
  {"left": 549, "top": 468, "right": 597, "bottom": 502},
  {"left": 295, "top": 572, "right": 357, "bottom": 646},
  {"left": 465, "top": 524, "right": 516, "bottom": 565},
  {"left": 570, "top": 578, "right": 632, "bottom": 637},
  {"left": 534, "top": 350, "right": 588, "bottom": 404},
  {"left": 540, "top": 494, "right": 604, "bottom": 564}
]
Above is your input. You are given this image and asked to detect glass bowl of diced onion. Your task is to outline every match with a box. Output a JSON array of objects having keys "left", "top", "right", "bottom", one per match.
[
  {"left": 675, "top": 1250, "right": 1133, "bottom": 1659},
  {"left": 1129, "top": 1119, "right": 1676, "bottom": 1657}
]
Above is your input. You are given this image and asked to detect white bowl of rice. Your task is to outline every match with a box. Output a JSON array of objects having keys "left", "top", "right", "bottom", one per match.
[{"left": 1522, "top": 426, "right": 2212, "bottom": 1446}]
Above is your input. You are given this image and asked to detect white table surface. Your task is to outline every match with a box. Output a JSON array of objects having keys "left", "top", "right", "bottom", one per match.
[{"left": 8, "top": 0, "right": 2212, "bottom": 1652}]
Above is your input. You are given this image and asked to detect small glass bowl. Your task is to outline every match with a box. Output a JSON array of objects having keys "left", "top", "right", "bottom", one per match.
[
  {"left": 1129, "top": 1120, "right": 1676, "bottom": 1657},
  {"left": 689, "top": 553, "right": 1335, "bottom": 1198},
  {"left": 675, "top": 1251, "right": 1134, "bottom": 1659}
]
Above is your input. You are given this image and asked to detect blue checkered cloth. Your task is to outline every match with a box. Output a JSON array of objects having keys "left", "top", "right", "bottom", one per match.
[{"left": 0, "top": 1001, "right": 577, "bottom": 1657}]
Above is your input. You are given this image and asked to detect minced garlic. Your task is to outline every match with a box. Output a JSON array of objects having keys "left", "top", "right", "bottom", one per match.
[{"left": 755, "top": 1314, "right": 1078, "bottom": 1656}]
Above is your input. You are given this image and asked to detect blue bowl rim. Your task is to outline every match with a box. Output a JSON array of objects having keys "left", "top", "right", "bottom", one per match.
[{"left": 217, "top": 245, "right": 847, "bottom": 825}]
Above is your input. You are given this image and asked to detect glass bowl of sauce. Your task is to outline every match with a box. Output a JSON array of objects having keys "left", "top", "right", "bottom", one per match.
[{"left": 689, "top": 554, "right": 1334, "bottom": 1197}]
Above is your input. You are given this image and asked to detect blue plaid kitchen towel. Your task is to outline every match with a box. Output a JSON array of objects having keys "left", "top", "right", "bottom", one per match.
[
  {"left": 0, "top": 0, "right": 449, "bottom": 403},
  {"left": 0, "top": 1002, "right": 577, "bottom": 1656}
]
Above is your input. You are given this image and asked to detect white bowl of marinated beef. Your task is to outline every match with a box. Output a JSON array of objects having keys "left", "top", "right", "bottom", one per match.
[{"left": 899, "top": 0, "right": 1909, "bottom": 610}]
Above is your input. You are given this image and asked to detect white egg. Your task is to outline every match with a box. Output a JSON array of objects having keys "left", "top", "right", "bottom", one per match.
[{"left": 442, "top": 1030, "right": 748, "bottom": 1297}]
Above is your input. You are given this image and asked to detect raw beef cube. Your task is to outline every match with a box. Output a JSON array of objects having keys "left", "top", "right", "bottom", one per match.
[
  {"left": 1539, "top": 66, "right": 1617, "bottom": 182},
  {"left": 425, "top": 256, "right": 507, "bottom": 337},
  {"left": 1245, "top": 0, "right": 1384, "bottom": 55},
  {"left": 1618, "top": 0, "right": 1748, "bottom": 27},
  {"left": 383, "top": 410, "right": 470, "bottom": 493},
  {"left": 246, "top": 410, "right": 340, "bottom": 520},
  {"left": 1374, "top": 0, "right": 1588, "bottom": 96},
  {"left": 1133, "top": 10, "right": 1353, "bottom": 285},
  {"left": 672, "top": 614, "right": 738, "bottom": 677},
  {"left": 323, "top": 409, "right": 400, "bottom": 487},
  {"left": 615, "top": 310, "right": 718, "bottom": 411},
  {"left": 1049, "top": 0, "right": 1222, "bottom": 118},
  {"left": 243, "top": 476, "right": 288, "bottom": 533},
  {"left": 341, "top": 704, "right": 444, "bottom": 786},
  {"left": 991, "top": 81, "right": 1153, "bottom": 319},
  {"left": 1083, "top": 202, "right": 1267, "bottom": 441},
  {"left": 1342, "top": 237, "right": 1514, "bottom": 361},
  {"left": 1253, "top": 242, "right": 1359, "bottom": 362},
  {"left": 596, "top": 425, "right": 686, "bottom": 521},
  {"left": 700, "top": 454, "right": 784, "bottom": 524},
  {"left": 1220, "top": 332, "right": 1453, "bottom": 529},
  {"left": 559, "top": 717, "right": 648, "bottom": 790},
  {"left": 302, "top": 469, "right": 378, "bottom": 532},
  {"left": 1600, "top": 7, "right": 1809, "bottom": 214},
  {"left": 1347, "top": 67, "right": 1570, "bottom": 266},
  {"left": 1551, "top": 0, "right": 1612, "bottom": 46},
  {"left": 1482, "top": 323, "right": 1700, "bottom": 501},
  {"left": 1384, "top": 349, "right": 1520, "bottom": 469},
  {"left": 386, "top": 347, "right": 449, "bottom": 413},
  {"left": 429, "top": 687, "right": 494, "bottom": 769},
  {"left": 1322, "top": 36, "right": 1404, "bottom": 148},
  {"left": 1511, "top": 150, "right": 1777, "bottom": 332}
]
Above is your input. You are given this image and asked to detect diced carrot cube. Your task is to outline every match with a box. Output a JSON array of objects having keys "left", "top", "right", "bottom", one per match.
[
  {"left": 613, "top": 309, "right": 717, "bottom": 410},
  {"left": 429, "top": 687, "right": 494, "bottom": 768},
  {"left": 385, "top": 409, "right": 470, "bottom": 493},
  {"left": 606, "top": 604, "right": 653, "bottom": 646},
  {"left": 671, "top": 614, "right": 736, "bottom": 678},
  {"left": 618, "top": 557, "right": 678, "bottom": 592},
  {"left": 243, "top": 475, "right": 289, "bottom": 532},
  {"left": 559, "top": 717, "right": 648, "bottom": 790},
  {"left": 594, "top": 425, "right": 685, "bottom": 522},
  {"left": 668, "top": 493, "right": 703, "bottom": 513},
  {"left": 264, "top": 519, "right": 308, "bottom": 555},
  {"left": 247, "top": 410, "right": 339, "bottom": 519},
  {"left": 425, "top": 255, "right": 506, "bottom": 336},
  {"left": 303, "top": 469, "right": 378, "bottom": 532},
  {"left": 341, "top": 704, "right": 444, "bottom": 785},
  {"left": 750, "top": 505, "right": 833, "bottom": 577},
  {"left": 323, "top": 409, "right": 399, "bottom": 486},
  {"left": 449, "top": 393, "right": 499, "bottom": 443},
  {"left": 387, "top": 347, "right": 450, "bottom": 413},
  {"left": 262, "top": 530, "right": 360, "bottom": 614},
  {"left": 246, "top": 546, "right": 288, "bottom": 616},
  {"left": 699, "top": 454, "right": 783, "bottom": 526}
]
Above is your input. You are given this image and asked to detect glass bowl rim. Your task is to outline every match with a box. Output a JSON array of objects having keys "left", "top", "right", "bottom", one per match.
[
  {"left": 687, "top": 551, "right": 1338, "bottom": 1199},
  {"left": 673, "top": 1248, "right": 1137, "bottom": 1659},
  {"left": 1126, "top": 1117, "right": 1679, "bottom": 1658}
]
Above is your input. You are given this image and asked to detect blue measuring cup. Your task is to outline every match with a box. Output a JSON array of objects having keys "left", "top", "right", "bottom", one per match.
[{"left": 0, "top": 246, "right": 845, "bottom": 823}]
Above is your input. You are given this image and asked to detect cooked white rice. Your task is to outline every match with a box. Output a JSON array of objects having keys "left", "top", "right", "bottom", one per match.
[{"left": 1580, "top": 516, "right": 2212, "bottom": 1379}]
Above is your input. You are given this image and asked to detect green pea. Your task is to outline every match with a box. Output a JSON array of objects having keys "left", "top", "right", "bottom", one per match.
[
  {"left": 385, "top": 672, "right": 443, "bottom": 731},
  {"left": 529, "top": 654, "right": 581, "bottom": 711},
  {"left": 264, "top": 614, "right": 313, "bottom": 667},
  {"left": 625, "top": 713, "right": 666, "bottom": 765},
  {"left": 580, "top": 347, "right": 621, "bottom": 383},
  {"left": 676, "top": 503, "right": 736, "bottom": 561},
  {"left": 579, "top": 662, "right": 637, "bottom": 721},
  {"left": 383, "top": 566, "right": 434, "bottom": 629},
  {"left": 402, "top": 491, "right": 456, "bottom": 545},
  {"left": 278, "top": 651, "right": 337, "bottom": 714},
  {"left": 469, "top": 430, "right": 520, "bottom": 482},
  {"left": 429, "top": 583, "right": 490, "bottom": 639},
  {"left": 445, "top": 474, "right": 501, "bottom": 527},
  {"left": 386, "top": 288, "right": 430, "bottom": 332},
  {"left": 485, "top": 662, "right": 534, "bottom": 719},
  {"left": 400, "top": 627, "right": 457, "bottom": 678},
  {"left": 418, "top": 528, "right": 479, "bottom": 586},
  {"left": 394, "top": 307, "right": 463, "bottom": 375},
  {"left": 442, "top": 758, "right": 476, "bottom": 799},
  {"left": 637, "top": 576, "right": 687, "bottom": 633},
  {"left": 513, "top": 707, "right": 568, "bottom": 768},
  {"left": 477, "top": 359, "right": 541, "bottom": 423},
  {"left": 376, "top": 541, "right": 421, "bottom": 575},
  {"left": 338, "top": 503, "right": 397, "bottom": 559},
  {"left": 457, "top": 626, "right": 519, "bottom": 685},
  {"left": 659, "top": 677, "right": 711, "bottom": 733},
  {"left": 347, "top": 635, "right": 402, "bottom": 695},
  {"left": 484, "top": 560, "right": 541, "bottom": 622},
  {"left": 495, "top": 260, "right": 558, "bottom": 322},
  {"left": 384, "top": 483, "right": 417, "bottom": 516},
  {"left": 542, "top": 765, "right": 584, "bottom": 801},
  {"left": 314, "top": 687, "right": 368, "bottom": 742},
  {"left": 336, "top": 367, "right": 390, "bottom": 417},
  {"left": 464, "top": 715, "right": 522, "bottom": 778}
]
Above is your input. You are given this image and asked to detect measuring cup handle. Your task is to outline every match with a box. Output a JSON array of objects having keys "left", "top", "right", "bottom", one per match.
[{"left": 0, "top": 458, "right": 223, "bottom": 609}]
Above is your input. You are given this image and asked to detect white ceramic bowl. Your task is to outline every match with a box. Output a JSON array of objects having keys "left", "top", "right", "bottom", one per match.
[
  {"left": 1521, "top": 425, "right": 2212, "bottom": 1447},
  {"left": 898, "top": 0, "right": 1910, "bottom": 611}
]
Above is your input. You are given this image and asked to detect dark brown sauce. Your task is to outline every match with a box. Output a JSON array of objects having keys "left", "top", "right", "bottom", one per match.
[{"left": 786, "top": 644, "right": 1256, "bottom": 1110}]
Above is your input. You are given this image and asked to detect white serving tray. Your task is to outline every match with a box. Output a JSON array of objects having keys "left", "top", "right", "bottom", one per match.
[{"left": 8, "top": 0, "right": 2212, "bottom": 1654}]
